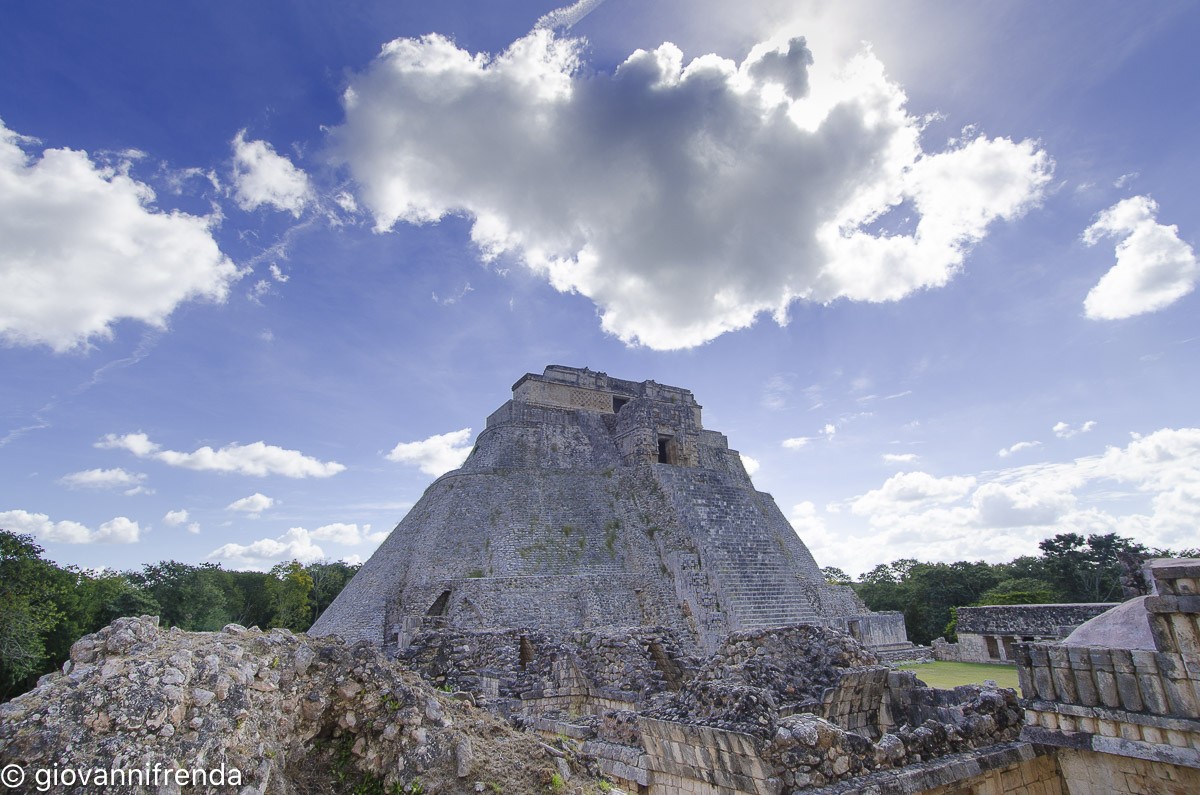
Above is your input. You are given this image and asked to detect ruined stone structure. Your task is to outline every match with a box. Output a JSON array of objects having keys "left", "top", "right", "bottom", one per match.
[
  {"left": 935, "top": 604, "right": 1118, "bottom": 665},
  {"left": 1015, "top": 558, "right": 1200, "bottom": 794},
  {"left": 312, "top": 366, "right": 913, "bottom": 658}
]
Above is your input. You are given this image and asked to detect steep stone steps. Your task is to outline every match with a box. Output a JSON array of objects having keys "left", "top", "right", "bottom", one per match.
[{"left": 653, "top": 466, "right": 822, "bottom": 630}]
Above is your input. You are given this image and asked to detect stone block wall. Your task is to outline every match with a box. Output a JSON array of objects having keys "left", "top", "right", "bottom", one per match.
[
  {"left": 639, "top": 717, "right": 780, "bottom": 794},
  {"left": 1055, "top": 748, "right": 1200, "bottom": 794}
]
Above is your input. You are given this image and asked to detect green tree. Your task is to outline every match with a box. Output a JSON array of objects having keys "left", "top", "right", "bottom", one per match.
[
  {"left": 307, "top": 561, "right": 360, "bottom": 624},
  {"left": 223, "top": 569, "right": 274, "bottom": 629},
  {"left": 1038, "top": 533, "right": 1146, "bottom": 602},
  {"left": 267, "top": 561, "right": 314, "bottom": 631},
  {"left": 854, "top": 558, "right": 1005, "bottom": 645},
  {"left": 821, "top": 566, "right": 852, "bottom": 585},
  {"left": 128, "top": 562, "right": 232, "bottom": 630},
  {"left": 0, "top": 531, "right": 70, "bottom": 700},
  {"left": 975, "top": 577, "right": 1059, "bottom": 606}
]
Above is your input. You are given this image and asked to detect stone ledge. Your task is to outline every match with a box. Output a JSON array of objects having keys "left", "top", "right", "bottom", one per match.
[
  {"left": 801, "top": 742, "right": 1043, "bottom": 794},
  {"left": 1025, "top": 699, "right": 1200, "bottom": 733},
  {"left": 1023, "top": 725, "right": 1200, "bottom": 769}
]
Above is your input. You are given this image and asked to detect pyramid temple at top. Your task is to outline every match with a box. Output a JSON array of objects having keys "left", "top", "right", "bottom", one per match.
[{"left": 312, "top": 365, "right": 913, "bottom": 657}]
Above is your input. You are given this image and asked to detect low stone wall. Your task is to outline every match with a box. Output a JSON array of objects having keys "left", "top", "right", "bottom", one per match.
[
  {"left": 957, "top": 604, "right": 1122, "bottom": 636},
  {"left": 949, "top": 603, "right": 1119, "bottom": 665}
]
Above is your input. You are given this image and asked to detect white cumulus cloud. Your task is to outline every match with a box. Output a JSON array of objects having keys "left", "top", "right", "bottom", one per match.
[
  {"left": 227, "top": 492, "right": 275, "bottom": 516},
  {"left": 840, "top": 426, "right": 1200, "bottom": 562},
  {"left": 231, "top": 131, "right": 313, "bottom": 216},
  {"left": 334, "top": 30, "right": 1050, "bottom": 350},
  {"left": 59, "top": 467, "right": 146, "bottom": 491},
  {"left": 0, "top": 119, "right": 241, "bottom": 352},
  {"left": 163, "top": 509, "right": 189, "bottom": 526},
  {"left": 386, "top": 428, "right": 474, "bottom": 477},
  {"left": 97, "top": 432, "right": 345, "bottom": 478},
  {"left": 0, "top": 509, "right": 141, "bottom": 544},
  {"left": 850, "top": 471, "right": 977, "bottom": 516},
  {"left": 971, "top": 481, "right": 1076, "bottom": 528},
  {"left": 207, "top": 527, "right": 325, "bottom": 569},
  {"left": 739, "top": 454, "right": 760, "bottom": 477},
  {"left": 1083, "top": 196, "right": 1198, "bottom": 320},
  {"left": 781, "top": 437, "right": 811, "bottom": 450},
  {"left": 309, "top": 522, "right": 385, "bottom": 546}
]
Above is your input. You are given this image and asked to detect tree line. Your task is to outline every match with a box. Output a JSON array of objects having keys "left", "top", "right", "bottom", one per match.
[
  {"left": 0, "top": 529, "right": 358, "bottom": 702},
  {"left": 823, "top": 532, "right": 1199, "bottom": 646}
]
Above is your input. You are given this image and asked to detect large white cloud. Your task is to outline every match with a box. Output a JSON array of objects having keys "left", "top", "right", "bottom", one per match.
[
  {"left": 231, "top": 131, "right": 313, "bottom": 216},
  {"left": 97, "top": 432, "right": 345, "bottom": 478},
  {"left": 1083, "top": 196, "right": 1198, "bottom": 320},
  {"left": 0, "top": 509, "right": 141, "bottom": 544},
  {"left": 335, "top": 30, "right": 1051, "bottom": 349},
  {"left": 0, "top": 119, "right": 241, "bottom": 352},
  {"left": 385, "top": 428, "right": 474, "bottom": 476}
]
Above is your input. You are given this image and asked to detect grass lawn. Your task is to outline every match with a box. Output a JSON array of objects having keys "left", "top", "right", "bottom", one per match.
[{"left": 896, "top": 660, "right": 1021, "bottom": 691}]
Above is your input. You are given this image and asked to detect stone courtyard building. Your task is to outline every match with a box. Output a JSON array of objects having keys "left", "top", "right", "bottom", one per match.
[{"left": 935, "top": 604, "right": 1119, "bottom": 665}]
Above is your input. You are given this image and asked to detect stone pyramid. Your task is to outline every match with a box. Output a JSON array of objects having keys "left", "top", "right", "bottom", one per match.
[{"left": 311, "top": 366, "right": 912, "bottom": 656}]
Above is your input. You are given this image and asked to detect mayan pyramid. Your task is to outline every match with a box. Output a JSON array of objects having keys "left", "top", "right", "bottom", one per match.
[{"left": 311, "top": 366, "right": 912, "bottom": 656}]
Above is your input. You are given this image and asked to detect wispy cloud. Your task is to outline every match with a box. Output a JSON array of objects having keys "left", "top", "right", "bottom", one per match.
[
  {"left": 1053, "top": 420, "right": 1097, "bottom": 439},
  {"left": 998, "top": 440, "right": 1041, "bottom": 458},
  {"left": 98, "top": 432, "right": 345, "bottom": 478}
]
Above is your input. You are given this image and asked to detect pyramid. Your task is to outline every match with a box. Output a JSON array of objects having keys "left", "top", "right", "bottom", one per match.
[{"left": 311, "top": 366, "right": 913, "bottom": 656}]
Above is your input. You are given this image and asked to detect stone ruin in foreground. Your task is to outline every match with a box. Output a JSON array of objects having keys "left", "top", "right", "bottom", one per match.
[{"left": 4, "top": 561, "right": 1198, "bottom": 793}]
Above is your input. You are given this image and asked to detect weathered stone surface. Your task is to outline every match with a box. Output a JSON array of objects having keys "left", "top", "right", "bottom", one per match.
[
  {"left": 311, "top": 366, "right": 911, "bottom": 657},
  {"left": 0, "top": 617, "right": 604, "bottom": 794}
]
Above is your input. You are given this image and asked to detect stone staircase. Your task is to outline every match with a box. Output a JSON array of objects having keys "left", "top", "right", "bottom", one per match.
[{"left": 654, "top": 467, "right": 821, "bottom": 630}]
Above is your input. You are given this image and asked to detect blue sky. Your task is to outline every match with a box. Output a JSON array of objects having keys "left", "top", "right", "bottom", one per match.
[{"left": 2, "top": 0, "right": 1198, "bottom": 576}]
